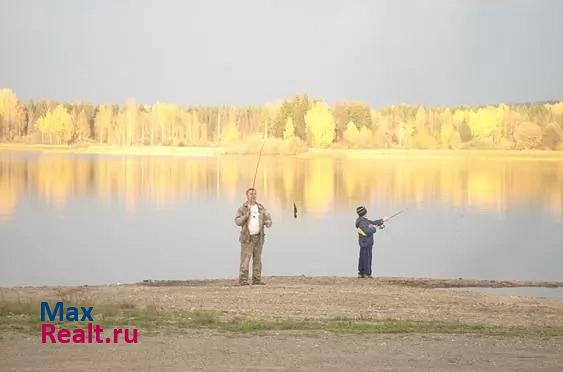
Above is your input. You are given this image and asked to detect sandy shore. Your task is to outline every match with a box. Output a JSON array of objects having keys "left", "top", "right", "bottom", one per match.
[
  {"left": 2, "top": 143, "right": 563, "bottom": 160},
  {"left": 3, "top": 276, "right": 563, "bottom": 328},
  {"left": 2, "top": 276, "right": 562, "bottom": 371},
  {"left": 0, "top": 143, "right": 225, "bottom": 156}
]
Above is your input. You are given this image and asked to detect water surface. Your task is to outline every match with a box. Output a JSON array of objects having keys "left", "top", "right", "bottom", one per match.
[{"left": 1, "top": 151, "right": 561, "bottom": 286}]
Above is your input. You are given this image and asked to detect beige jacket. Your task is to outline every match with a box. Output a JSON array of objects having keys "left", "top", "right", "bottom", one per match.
[{"left": 235, "top": 202, "right": 272, "bottom": 245}]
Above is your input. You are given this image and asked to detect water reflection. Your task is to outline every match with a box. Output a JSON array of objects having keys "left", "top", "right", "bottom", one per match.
[
  {"left": 0, "top": 152, "right": 561, "bottom": 222},
  {"left": 1, "top": 151, "right": 562, "bottom": 285}
]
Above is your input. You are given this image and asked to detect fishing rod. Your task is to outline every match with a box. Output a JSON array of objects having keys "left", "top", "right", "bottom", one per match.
[
  {"left": 252, "top": 136, "right": 266, "bottom": 189},
  {"left": 387, "top": 209, "right": 406, "bottom": 221},
  {"left": 378, "top": 208, "right": 406, "bottom": 229},
  {"left": 251, "top": 134, "right": 298, "bottom": 219}
]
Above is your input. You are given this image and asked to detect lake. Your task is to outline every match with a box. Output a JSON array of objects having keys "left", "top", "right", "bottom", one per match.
[{"left": 0, "top": 150, "right": 562, "bottom": 286}]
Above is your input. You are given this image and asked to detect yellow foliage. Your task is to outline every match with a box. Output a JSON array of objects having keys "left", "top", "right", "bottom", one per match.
[
  {"left": 415, "top": 106, "right": 426, "bottom": 132},
  {"left": 543, "top": 122, "right": 563, "bottom": 149},
  {"left": 358, "top": 126, "right": 373, "bottom": 148},
  {"left": 223, "top": 121, "right": 240, "bottom": 145},
  {"left": 117, "top": 99, "right": 140, "bottom": 146},
  {"left": 94, "top": 105, "right": 115, "bottom": 142},
  {"left": 440, "top": 121, "right": 454, "bottom": 145},
  {"left": 468, "top": 106, "right": 504, "bottom": 138},
  {"left": 396, "top": 121, "right": 415, "bottom": 148},
  {"left": 36, "top": 105, "right": 74, "bottom": 144},
  {"left": 514, "top": 122, "right": 543, "bottom": 149},
  {"left": 449, "top": 131, "right": 462, "bottom": 149},
  {"left": 439, "top": 108, "right": 454, "bottom": 145},
  {"left": 452, "top": 110, "right": 466, "bottom": 126},
  {"left": 0, "top": 88, "right": 25, "bottom": 138},
  {"left": 305, "top": 101, "right": 335, "bottom": 148},
  {"left": 74, "top": 110, "right": 90, "bottom": 141},
  {"left": 0, "top": 89, "right": 19, "bottom": 117},
  {"left": 413, "top": 130, "right": 437, "bottom": 149},
  {"left": 283, "top": 117, "right": 295, "bottom": 140},
  {"left": 343, "top": 121, "right": 359, "bottom": 146},
  {"left": 152, "top": 103, "right": 180, "bottom": 128},
  {"left": 548, "top": 101, "right": 563, "bottom": 116},
  {"left": 151, "top": 103, "right": 180, "bottom": 145},
  {"left": 36, "top": 116, "right": 49, "bottom": 136}
]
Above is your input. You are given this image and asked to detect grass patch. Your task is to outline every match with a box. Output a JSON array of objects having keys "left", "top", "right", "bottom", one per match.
[{"left": 1, "top": 299, "right": 562, "bottom": 338}]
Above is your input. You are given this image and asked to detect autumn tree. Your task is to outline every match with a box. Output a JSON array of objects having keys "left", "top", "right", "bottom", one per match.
[
  {"left": 151, "top": 103, "right": 180, "bottom": 145},
  {"left": 94, "top": 105, "right": 116, "bottom": 144},
  {"left": 396, "top": 121, "right": 413, "bottom": 148},
  {"left": 439, "top": 108, "right": 454, "bottom": 146},
  {"left": 305, "top": 101, "right": 335, "bottom": 148},
  {"left": 468, "top": 106, "right": 503, "bottom": 139},
  {"left": 272, "top": 94, "right": 311, "bottom": 140},
  {"left": 0, "top": 89, "right": 26, "bottom": 140},
  {"left": 36, "top": 105, "right": 73, "bottom": 144},
  {"left": 272, "top": 102, "right": 293, "bottom": 138},
  {"left": 333, "top": 102, "right": 372, "bottom": 141},
  {"left": 414, "top": 106, "right": 427, "bottom": 134},
  {"left": 343, "top": 121, "right": 360, "bottom": 147},
  {"left": 223, "top": 121, "right": 240, "bottom": 145},
  {"left": 73, "top": 110, "right": 90, "bottom": 142},
  {"left": 116, "top": 99, "right": 140, "bottom": 146},
  {"left": 543, "top": 122, "right": 563, "bottom": 149},
  {"left": 283, "top": 117, "right": 295, "bottom": 140},
  {"left": 2, "top": 87, "right": 563, "bottom": 151},
  {"left": 514, "top": 122, "right": 542, "bottom": 149},
  {"left": 357, "top": 126, "right": 373, "bottom": 148},
  {"left": 547, "top": 102, "right": 563, "bottom": 127}
]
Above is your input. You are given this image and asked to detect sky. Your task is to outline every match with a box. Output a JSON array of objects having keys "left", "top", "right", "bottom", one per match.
[{"left": 0, "top": 0, "right": 562, "bottom": 108}]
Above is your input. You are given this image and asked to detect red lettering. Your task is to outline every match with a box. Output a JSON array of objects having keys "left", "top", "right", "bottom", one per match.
[
  {"left": 94, "top": 324, "right": 104, "bottom": 343},
  {"left": 41, "top": 323, "right": 138, "bottom": 345},
  {"left": 113, "top": 328, "right": 122, "bottom": 343},
  {"left": 57, "top": 328, "right": 71, "bottom": 343},
  {"left": 72, "top": 328, "right": 85, "bottom": 343},
  {"left": 41, "top": 324, "right": 56, "bottom": 343},
  {"left": 88, "top": 323, "right": 93, "bottom": 343},
  {"left": 124, "top": 328, "right": 138, "bottom": 344}
]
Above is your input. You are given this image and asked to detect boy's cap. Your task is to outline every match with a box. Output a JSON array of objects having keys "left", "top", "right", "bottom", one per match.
[{"left": 356, "top": 206, "right": 367, "bottom": 216}]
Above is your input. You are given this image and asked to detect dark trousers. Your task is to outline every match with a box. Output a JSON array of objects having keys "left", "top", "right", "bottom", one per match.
[{"left": 358, "top": 244, "right": 373, "bottom": 276}]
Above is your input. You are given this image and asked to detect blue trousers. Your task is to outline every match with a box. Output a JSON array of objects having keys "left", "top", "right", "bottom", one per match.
[{"left": 358, "top": 244, "right": 373, "bottom": 276}]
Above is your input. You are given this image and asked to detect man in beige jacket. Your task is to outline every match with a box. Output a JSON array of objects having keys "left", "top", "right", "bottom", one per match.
[{"left": 234, "top": 188, "right": 272, "bottom": 285}]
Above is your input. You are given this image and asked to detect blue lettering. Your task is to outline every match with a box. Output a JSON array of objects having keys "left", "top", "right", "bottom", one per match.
[
  {"left": 66, "top": 307, "right": 79, "bottom": 321},
  {"left": 80, "top": 307, "right": 94, "bottom": 321},
  {"left": 41, "top": 302, "right": 63, "bottom": 322},
  {"left": 40, "top": 302, "right": 94, "bottom": 322}
]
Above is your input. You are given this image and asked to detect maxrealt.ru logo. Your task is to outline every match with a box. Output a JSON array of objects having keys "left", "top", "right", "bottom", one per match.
[{"left": 40, "top": 302, "right": 138, "bottom": 344}]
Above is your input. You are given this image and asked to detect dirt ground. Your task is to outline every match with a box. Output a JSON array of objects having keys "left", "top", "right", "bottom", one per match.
[
  {"left": 2, "top": 331, "right": 562, "bottom": 372},
  {"left": 1, "top": 276, "right": 563, "bottom": 371},
  {"left": 3, "top": 276, "right": 562, "bottom": 327}
]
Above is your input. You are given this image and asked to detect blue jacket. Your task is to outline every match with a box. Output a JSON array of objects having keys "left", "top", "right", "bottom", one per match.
[{"left": 355, "top": 216, "right": 384, "bottom": 247}]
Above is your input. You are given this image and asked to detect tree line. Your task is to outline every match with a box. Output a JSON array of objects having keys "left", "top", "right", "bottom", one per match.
[{"left": 1, "top": 88, "right": 562, "bottom": 151}]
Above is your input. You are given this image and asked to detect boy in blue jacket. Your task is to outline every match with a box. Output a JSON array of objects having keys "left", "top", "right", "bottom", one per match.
[{"left": 355, "top": 206, "right": 388, "bottom": 278}]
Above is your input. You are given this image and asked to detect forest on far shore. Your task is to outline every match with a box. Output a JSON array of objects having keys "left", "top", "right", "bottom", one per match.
[{"left": 1, "top": 88, "right": 562, "bottom": 154}]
